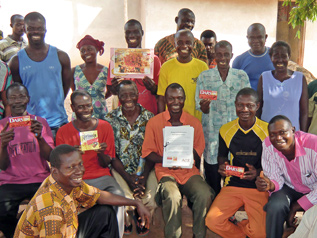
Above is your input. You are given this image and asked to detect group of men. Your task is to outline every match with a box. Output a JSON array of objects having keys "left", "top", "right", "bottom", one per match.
[{"left": 0, "top": 7, "right": 317, "bottom": 238}]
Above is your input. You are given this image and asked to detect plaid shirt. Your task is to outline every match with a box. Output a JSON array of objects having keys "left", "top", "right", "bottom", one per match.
[
  {"left": 14, "top": 175, "right": 100, "bottom": 238},
  {"left": 0, "top": 36, "right": 27, "bottom": 62}
]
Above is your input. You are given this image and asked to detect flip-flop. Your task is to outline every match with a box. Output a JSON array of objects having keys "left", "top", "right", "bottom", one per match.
[{"left": 133, "top": 209, "right": 149, "bottom": 236}]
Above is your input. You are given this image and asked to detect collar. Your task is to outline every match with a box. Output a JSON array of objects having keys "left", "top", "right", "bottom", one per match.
[
  {"left": 215, "top": 66, "right": 233, "bottom": 87},
  {"left": 248, "top": 47, "right": 268, "bottom": 58},
  {"left": 162, "top": 110, "right": 187, "bottom": 124},
  {"left": 5, "top": 35, "right": 26, "bottom": 45}
]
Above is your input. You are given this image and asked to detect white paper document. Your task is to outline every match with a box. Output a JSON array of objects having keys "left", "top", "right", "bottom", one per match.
[{"left": 162, "top": 126, "right": 194, "bottom": 168}]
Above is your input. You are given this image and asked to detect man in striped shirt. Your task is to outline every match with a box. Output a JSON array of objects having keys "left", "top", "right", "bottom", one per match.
[
  {"left": 256, "top": 115, "right": 317, "bottom": 238},
  {"left": 0, "top": 14, "right": 27, "bottom": 62}
]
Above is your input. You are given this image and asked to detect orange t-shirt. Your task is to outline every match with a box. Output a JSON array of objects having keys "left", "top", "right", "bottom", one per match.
[{"left": 142, "top": 110, "right": 205, "bottom": 184}]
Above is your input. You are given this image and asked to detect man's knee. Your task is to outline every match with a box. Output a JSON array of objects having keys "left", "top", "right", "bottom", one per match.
[{"left": 160, "top": 177, "right": 182, "bottom": 204}]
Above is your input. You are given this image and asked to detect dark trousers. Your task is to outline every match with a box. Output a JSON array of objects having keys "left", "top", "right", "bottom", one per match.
[
  {"left": 264, "top": 185, "right": 304, "bottom": 238},
  {"left": 0, "top": 183, "right": 41, "bottom": 238},
  {"left": 77, "top": 204, "right": 119, "bottom": 238},
  {"left": 204, "top": 161, "right": 221, "bottom": 195}
]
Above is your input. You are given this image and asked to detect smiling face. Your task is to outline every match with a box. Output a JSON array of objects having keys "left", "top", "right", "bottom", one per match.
[
  {"left": 118, "top": 83, "right": 139, "bottom": 113},
  {"left": 71, "top": 95, "right": 93, "bottom": 122},
  {"left": 25, "top": 18, "right": 46, "bottom": 46},
  {"left": 271, "top": 45, "right": 290, "bottom": 73},
  {"left": 215, "top": 45, "right": 232, "bottom": 71},
  {"left": 165, "top": 87, "right": 185, "bottom": 115},
  {"left": 7, "top": 85, "right": 29, "bottom": 117},
  {"left": 247, "top": 26, "right": 267, "bottom": 55},
  {"left": 52, "top": 151, "right": 85, "bottom": 194},
  {"left": 176, "top": 11, "right": 195, "bottom": 31},
  {"left": 175, "top": 31, "right": 194, "bottom": 63},
  {"left": 201, "top": 36, "right": 216, "bottom": 59},
  {"left": 80, "top": 45, "right": 97, "bottom": 63},
  {"left": 235, "top": 94, "right": 259, "bottom": 123},
  {"left": 268, "top": 119, "right": 295, "bottom": 154},
  {"left": 124, "top": 22, "right": 143, "bottom": 48}
]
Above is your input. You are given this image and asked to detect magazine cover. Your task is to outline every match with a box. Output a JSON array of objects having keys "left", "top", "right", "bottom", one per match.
[
  {"left": 80, "top": 130, "right": 100, "bottom": 151},
  {"left": 109, "top": 48, "right": 154, "bottom": 78}
]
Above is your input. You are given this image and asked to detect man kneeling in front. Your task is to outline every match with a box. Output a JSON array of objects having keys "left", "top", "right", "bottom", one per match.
[{"left": 14, "top": 144, "right": 150, "bottom": 238}]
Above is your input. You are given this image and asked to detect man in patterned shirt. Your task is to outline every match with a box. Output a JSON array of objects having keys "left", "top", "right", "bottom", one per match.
[
  {"left": 195, "top": 40, "right": 250, "bottom": 195},
  {"left": 105, "top": 80, "right": 157, "bottom": 235},
  {"left": 14, "top": 144, "right": 150, "bottom": 238},
  {"left": 154, "top": 8, "right": 207, "bottom": 65},
  {"left": 0, "top": 14, "right": 27, "bottom": 62},
  {"left": 256, "top": 115, "right": 317, "bottom": 238}
]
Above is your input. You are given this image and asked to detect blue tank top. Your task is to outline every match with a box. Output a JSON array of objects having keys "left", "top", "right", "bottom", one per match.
[
  {"left": 261, "top": 70, "right": 303, "bottom": 131},
  {"left": 18, "top": 46, "right": 68, "bottom": 128}
]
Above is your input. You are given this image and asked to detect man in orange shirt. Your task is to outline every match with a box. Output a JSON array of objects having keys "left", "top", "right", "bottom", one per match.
[{"left": 142, "top": 83, "right": 214, "bottom": 238}]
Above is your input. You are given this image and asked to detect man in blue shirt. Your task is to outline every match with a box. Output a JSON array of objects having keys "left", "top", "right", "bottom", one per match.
[{"left": 232, "top": 23, "right": 274, "bottom": 90}]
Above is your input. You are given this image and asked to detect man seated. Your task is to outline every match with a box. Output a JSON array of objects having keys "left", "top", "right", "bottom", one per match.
[
  {"left": 14, "top": 144, "right": 150, "bottom": 238},
  {"left": 157, "top": 29, "right": 208, "bottom": 120},
  {"left": 55, "top": 90, "right": 125, "bottom": 237},
  {"left": 105, "top": 80, "right": 157, "bottom": 236},
  {"left": 142, "top": 83, "right": 214, "bottom": 238},
  {"left": 0, "top": 82, "right": 54, "bottom": 238},
  {"left": 256, "top": 115, "right": 317, "bottom": 238},
  {"left": 195, "top": 40, "right": 250, "bottom": 195},
  {"left": 200, "top": 30, "right": 217, "bottom": 69},
  {"left": 107, "top": 19, "right": 161, "bottom": 114},
  {"left": 205, "top": 88, "right": 268, "bottom": 238},
  {"left": 154, "top": 8, "right": 207, "bottom": 64}
]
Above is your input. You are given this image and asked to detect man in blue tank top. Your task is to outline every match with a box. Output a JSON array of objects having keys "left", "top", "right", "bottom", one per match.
[{"left": 9, "top": 12, "right": 71, "bottom": 138}]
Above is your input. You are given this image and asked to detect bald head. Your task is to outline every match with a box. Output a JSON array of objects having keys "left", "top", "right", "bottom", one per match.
[
  {"left": 247, "top": 23, "right": 266, "bottom": 35},
  {"left": 175, "top": 8, "right": 195, "bottom": 31},
  {"left": 175, "top": 29, "right": 194, "bottom": 41}
]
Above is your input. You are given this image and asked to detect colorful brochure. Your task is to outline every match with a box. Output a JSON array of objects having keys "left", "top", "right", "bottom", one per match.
[
  {"left": 80, "top": 130, "right": 100, "bottom": 151},
  {"left": 109, "top": 48, "right": 154, "bottom": 79}
]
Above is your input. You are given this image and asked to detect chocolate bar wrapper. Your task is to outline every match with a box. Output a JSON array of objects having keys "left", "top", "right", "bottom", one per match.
[
  {"left": 80, "top": 130, "right": 100, "bottom": 151},
  {"left": 225, "top": 165, "right": 245, "bottom": 178},
  {"left": 199, "top": 90, "right": 217, "bottom": 100},
  {"left": 9, "top": 116, "right": 31, "bottom": 128}
]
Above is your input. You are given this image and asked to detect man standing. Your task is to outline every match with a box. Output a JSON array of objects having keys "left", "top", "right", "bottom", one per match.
[
  {"left": 157, "top": 29, "right": 208, "bottom": 120},
  {"left": 107, "top": 19, "right": 161, "bottom": 114},
  {"left": 200, "top": 30, "right": 217, "bottom": 69},
  {"left": 154, "top": 8, "right": 207, "bottom": 64},
  {"left": 232, "top": 23, "right": 274, "bottom": 90},
  {"left": 0, "top": 61, "right": 12, "bottom": 118},
  {"left": 0, "top": 14, "right": 27, "bottom": 62},
  {"left": 256, "top": 115, "right": 317, "bottom": 238},
  {"left": 195, "top": 40, "right": 250, "bottom": 195},
  {"left": 106, "top": 80, "right": 156, "bottom": 236},
  {"left": 142, "top": 83, "right": 213, "bottom": 238},
  {"left": 56, "top": 90, "right": 125, "bottom": 237},
  {"left": 14, "top": 144, "right": 151, "bottom": 238},
  {"left": 9, "top": 12, "right": 71, "bottom": 137},
  {"left": 205, "top": 88, "right": 268, "bottom": 238},
  {"left": 0, "top": 82, "right": 54, "bottom": 238}
]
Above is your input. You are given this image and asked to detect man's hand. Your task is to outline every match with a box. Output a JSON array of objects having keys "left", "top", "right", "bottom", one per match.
[
  {"left": 126, "top": 174, "right": 140, "bottom": 192},
  {"left": 73, "top": 145, "right": 84, "bottom": 154},
  {"left": 142, "top": 76, "right": 157, "bottom": 94},
  {"left": 255, "top": 171, "right": 273, "bottom": 192},
  {"left": 30, "top": 119, "right": 43, "bottom": 138},
  {"left": 287, "top": 201, "right": 302, "bottom": 228},
  {"left": 135, "top": 200, "right": 151, "bottom": 228},
  {"left": 242, "top": 163, "right": 257, "bottom": 180},
  {"left": 200, "top": 99, "right": 211, "bottom": 114},
  {"left": 96, "top": 143, "right": 107, "bottom": 154},
  {"left": 0, "top": 122, "right": 14, "bottom": 148},
  {"left": 218, "top": 162, "right": 228, "bottom": 177},
  {"left": 111, "top": 77, "right": 124, "bottom": 95}
]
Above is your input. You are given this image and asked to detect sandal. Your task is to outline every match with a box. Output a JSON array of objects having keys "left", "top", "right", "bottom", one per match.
[
  {"left": 124, "top": 224, "right": 132, "bottom": 235},
  {"left": 134, "top": 208, "right": 149, "bottom": 236}
]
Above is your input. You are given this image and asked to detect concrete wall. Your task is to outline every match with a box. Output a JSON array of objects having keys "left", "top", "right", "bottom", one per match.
[{"left": 0, "top": 0, "right": 292, "bottom": 72}]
